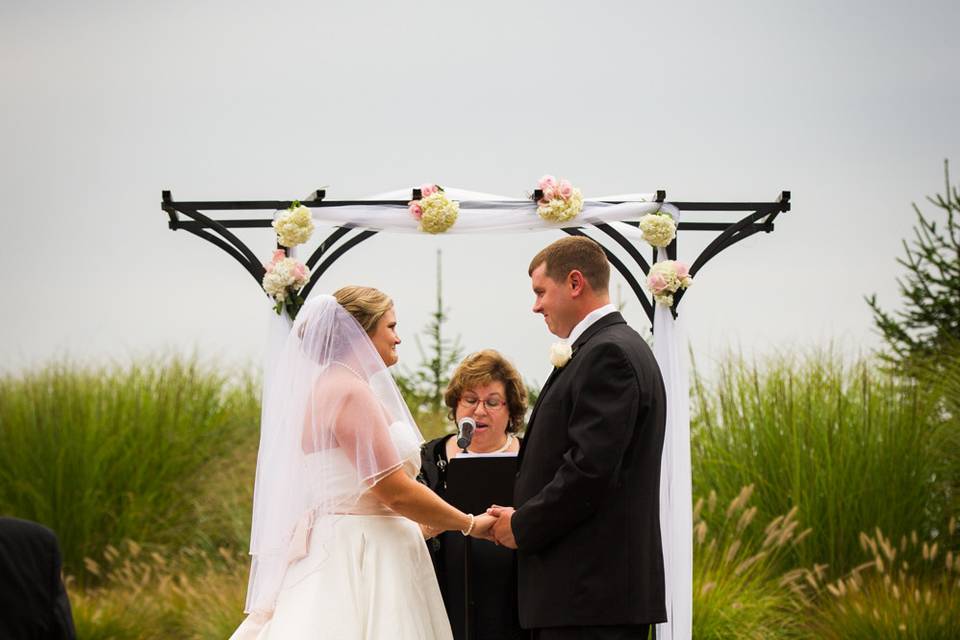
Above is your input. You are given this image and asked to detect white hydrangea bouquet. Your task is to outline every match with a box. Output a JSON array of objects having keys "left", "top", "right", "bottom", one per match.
[
  {"left": 408, "top": 184, "right": 459, "bottom": 233},
  {"left": 647, "top": 260, "right": 693, "bottom": 308},
  {"left": 262, "top": 249, "right": 311, "bottom": 316},
  {"left": 536, "top": 175, "right": 584, "bottom": 223},
  {"left": 272, "top": 201, "right": 315, "bottom": 248},
  {"left": 638, "top": 210, "right": 677, "bottom": 248}
]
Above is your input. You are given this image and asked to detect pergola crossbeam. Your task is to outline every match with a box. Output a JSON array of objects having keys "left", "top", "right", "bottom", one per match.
[{"left": 160, "top": 188, "right": 791, "bottom": 325}]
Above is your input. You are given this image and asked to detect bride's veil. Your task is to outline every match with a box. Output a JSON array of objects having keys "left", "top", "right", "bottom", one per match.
[{"left": 244, "top": 294, "right": 424, "bottom": 617}]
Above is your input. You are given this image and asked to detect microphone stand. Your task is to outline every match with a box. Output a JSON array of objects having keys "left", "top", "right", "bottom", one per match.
[
  {"left": 464, "top": 534, "right": 473, "bottom": 640},
  {"left": 460, "top": 440, "right": 471, "bottom": 640}
]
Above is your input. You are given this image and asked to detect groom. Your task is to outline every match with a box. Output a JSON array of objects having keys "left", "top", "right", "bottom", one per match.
[{"left": 488, "top": 237, "right": 667, "bottom": 639}]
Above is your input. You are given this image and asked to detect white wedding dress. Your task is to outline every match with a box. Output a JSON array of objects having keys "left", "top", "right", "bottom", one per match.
[{"left": 231, "top": 422, "right": 453, "bottom": 640}]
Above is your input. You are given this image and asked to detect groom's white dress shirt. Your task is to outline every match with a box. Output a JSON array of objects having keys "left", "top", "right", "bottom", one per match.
[{"left": 566, "top": 303, "right": 618, "bottom": 347}]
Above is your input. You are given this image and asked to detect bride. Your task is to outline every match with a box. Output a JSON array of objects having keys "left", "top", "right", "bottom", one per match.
[{"left": 231, "top": 287, "right": 495, "bottom": 639}]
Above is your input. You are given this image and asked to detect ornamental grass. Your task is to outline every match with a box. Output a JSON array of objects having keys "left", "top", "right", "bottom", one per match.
[
  {"left": 70, "top": 540, "right": 247, "bottom": 640},
  {"left": 0, "top": 357, "right": 260, "bottom": 582},
  {"left": 793, "top": 521, "right": 960, "bottom": 638},
  {"left": 691, "top": 350, "right": 955, "bottom": 575},
  {"left": 692, "top": 486, "right": 808, "bottom": 639}
]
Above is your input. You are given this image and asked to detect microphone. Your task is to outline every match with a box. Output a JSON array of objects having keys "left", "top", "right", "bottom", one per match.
[{"left": 456, "top": 417, "right": 476, "bottom": 450}]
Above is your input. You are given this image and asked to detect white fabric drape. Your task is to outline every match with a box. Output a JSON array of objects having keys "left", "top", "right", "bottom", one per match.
[
  {"left": 306, "top": 188, "right": 664, "bottom": 233},
  {"left": 653, "top": 242, "right": 693, "bottom": 640},
  {"left": 262, "top": 246, "right": 297, "bottom": 390}
]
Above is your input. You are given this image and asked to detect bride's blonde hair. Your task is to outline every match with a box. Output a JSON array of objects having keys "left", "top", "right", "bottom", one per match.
[{"left": 333, "top": 286, "right": 393, "bottom": 334}]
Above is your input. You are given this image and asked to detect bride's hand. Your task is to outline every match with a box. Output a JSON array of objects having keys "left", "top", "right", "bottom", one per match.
[{"left": 469, "top": 513, "right": 498, "bottom": 541}]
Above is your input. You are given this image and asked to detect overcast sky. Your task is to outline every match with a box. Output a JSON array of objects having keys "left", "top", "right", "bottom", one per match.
[{"left": 2, "top": 1, "right": 958, "bottom": 386}]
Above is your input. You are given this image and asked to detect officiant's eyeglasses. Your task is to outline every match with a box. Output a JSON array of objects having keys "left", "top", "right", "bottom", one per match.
[{"left": 459, "top": 396, "right": 506, "bottom": 411}]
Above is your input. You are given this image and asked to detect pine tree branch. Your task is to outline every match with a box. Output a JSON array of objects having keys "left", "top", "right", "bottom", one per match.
[{"left": 868, "top": 160, "right": 960, "bottom": 360}]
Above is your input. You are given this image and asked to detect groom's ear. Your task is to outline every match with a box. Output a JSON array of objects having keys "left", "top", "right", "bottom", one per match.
[{"left": 567, "top": 270, "right": 587, "bottom": 297}]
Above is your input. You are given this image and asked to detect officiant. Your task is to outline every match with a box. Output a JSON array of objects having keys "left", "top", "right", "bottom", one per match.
[{"left": 419, "top": 350, "right": 527, "bottom": 640}]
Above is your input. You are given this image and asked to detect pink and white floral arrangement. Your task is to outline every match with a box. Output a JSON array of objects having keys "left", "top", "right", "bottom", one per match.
[
  {"left": 647, "top": 260, "right": 693, "bottom": 308},
  {"left": 409, "top": 184, "right": 459, "bottom": 234},
  {"left": 262, "top": 249, "right": 311, "bottom": 317},
  {"left": 536, "top": 175, "right": 584, "bottom": 223}
]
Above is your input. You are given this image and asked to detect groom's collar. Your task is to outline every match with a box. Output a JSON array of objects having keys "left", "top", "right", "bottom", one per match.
[
  {"left": 572, "top": 308, "right": 625, "bottom": 352},
  {"left": 566, "top": 303, "right": 618, "bottom": 347}
]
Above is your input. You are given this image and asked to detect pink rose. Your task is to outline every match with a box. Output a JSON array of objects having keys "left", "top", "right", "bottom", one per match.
[
  {"left": 409, "top": 202, "right": 423, "bottom": 220},
  {"left": 264, "top": 262, "right": 274, "bottom": 273},
  {"left": 537, "top": 175, "right": 556, "bottom": 190},
  {"left": 272, "top": 249, "right": 286, "bottom": 262},
  {"left": 558, "top": 180, "right": 574, "bottom": 199},
  {"left": 674, "top": 262, "right": 689, "bottom": 279},
  {"left": 420, "top": 183, "right": 438, "bottom": 197},
  {"left": 648, "top": 273, "right": 667, "bottom": 294},
  {"left": 542, "top": 185, "right": 557, "bottom": 200},
  {"left": 293, "top": 263, "right": 306, "bottom": 280}
]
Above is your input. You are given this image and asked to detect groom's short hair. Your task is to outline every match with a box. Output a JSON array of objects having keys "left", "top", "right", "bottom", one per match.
[{"left": 528, "top": 237, "right": 610, "bottom": 293}]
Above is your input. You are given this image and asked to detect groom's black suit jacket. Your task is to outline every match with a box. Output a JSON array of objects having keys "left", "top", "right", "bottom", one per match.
[{"left": 511, "top": 312, "right": 667, "bottom": 629}]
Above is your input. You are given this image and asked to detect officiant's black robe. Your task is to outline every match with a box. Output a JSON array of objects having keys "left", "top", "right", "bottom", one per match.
[
  {"left": 419, "top": 434, "right": 525, "bottom": 640},
  {"left": 511, "top": 312, "right": 667, "bottom": 630}
]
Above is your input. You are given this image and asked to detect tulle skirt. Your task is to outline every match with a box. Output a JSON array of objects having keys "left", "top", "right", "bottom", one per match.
[{"left": 231, "top": 515, "right": 453, "bottom": 640}]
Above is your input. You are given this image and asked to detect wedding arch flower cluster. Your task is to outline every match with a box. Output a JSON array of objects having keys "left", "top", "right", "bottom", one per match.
[
  {"left": 262, "top": 249, "right": 311, "bottom": 316},
  {"left": 409, "top": 184, "right": 459, "bottom": 234},
  {"left": 536, "top": 175, "right": 584, "bottom": 223},
  {"left": 647, "top": 260, "right": 693, "bottom": 308},
  {"left": 259, "top": 201, "right": 316, "bottom": 317},
  {"left": 638, "top": 210, "right": 677, "bottom": 248},
  {"left": 272, "top": 201, "right": 315, "bottom": 248}
]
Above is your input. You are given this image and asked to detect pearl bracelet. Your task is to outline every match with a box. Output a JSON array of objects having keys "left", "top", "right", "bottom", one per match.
[{"left": 460, "top": 513, "right": 475, "bottom": 536}]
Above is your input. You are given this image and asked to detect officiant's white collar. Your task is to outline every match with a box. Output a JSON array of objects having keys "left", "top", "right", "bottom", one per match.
[{"left": 566, "top": 303, "right": 618, "bottom": 347}]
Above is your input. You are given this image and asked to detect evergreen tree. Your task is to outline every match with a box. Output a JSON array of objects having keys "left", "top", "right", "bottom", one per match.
[
  {"left": 867, "top": 161, "right": 960, "bottom": 363},
  {"left": 401, "top": 249, "right": 463, "bottom": 412}
]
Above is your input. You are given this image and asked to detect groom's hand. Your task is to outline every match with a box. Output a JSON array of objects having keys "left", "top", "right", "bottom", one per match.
[
  {"left": 487, "top": 505, "right": 518, "bottom": 549},
  {"left": 470, "top": 513, "right": 498, "bottom": 541}
]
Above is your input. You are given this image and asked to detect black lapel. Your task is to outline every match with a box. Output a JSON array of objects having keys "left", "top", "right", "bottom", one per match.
[
  {"left": 571, "top": 311, "right": 626, "bottom": 352},
  {"left": 518, "top": 366, "right": 560, "bottom": 463},
  {"left": 518, "top": 312, "right": 627, "bottom": 465}
]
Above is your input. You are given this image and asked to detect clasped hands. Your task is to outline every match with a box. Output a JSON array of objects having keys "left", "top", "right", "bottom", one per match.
[{"left": 470, "top": 505, "right": 517, "bottom": 549}]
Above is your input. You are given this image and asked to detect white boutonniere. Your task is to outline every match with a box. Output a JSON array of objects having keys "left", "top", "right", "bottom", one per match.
[{"left": 549, "top": 341, "right": 573, "bottom": 368}]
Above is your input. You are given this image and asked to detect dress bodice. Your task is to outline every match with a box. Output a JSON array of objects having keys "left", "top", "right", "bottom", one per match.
[{"left": 303, "top": 420, "right": 422, "bottom": 516}]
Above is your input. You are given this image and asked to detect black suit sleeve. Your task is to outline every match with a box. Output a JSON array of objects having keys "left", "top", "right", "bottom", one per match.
[{"left": 511, "top": 342, "right": 639, "bottom": 552}]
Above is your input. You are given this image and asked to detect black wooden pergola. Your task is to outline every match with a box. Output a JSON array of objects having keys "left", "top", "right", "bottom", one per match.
[
  {"left": 161, "top": 188, "right": 791, "bottom": 323},
  {"left": 161, "top": 185, "right": 791, "bottom": 640}
]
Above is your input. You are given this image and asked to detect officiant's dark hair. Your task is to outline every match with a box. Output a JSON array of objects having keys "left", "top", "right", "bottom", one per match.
[{"left": 528, "top": 237, "right": 610, "bottom": 292}]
